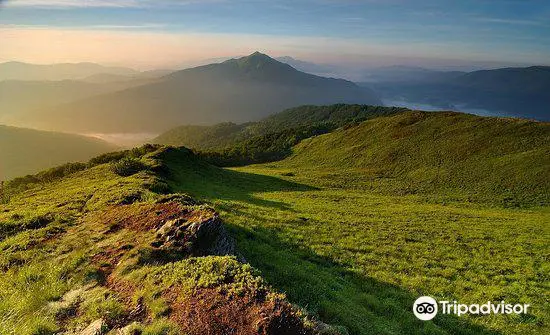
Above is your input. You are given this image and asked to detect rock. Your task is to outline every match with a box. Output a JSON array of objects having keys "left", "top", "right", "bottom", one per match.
[
  {"left": 113, "top": 322, "right": 142, "bottom": 335},
  {"left": 128, "top": 297, "right": 145, "bottom": 320},
  {"left": 79, "top": 319, "right": 107, "bottom": 335},
  {"left": 151, "top": 207, "right": 239, "bottom": 259},
  {"left": 48, "top": 284, "right": 95, "bottom": 321}
]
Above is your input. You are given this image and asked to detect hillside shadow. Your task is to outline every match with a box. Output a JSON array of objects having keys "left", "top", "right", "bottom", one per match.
[
  {"left": 166, "top": 160, "right": 317, "bottom": 211},
  {"left": 228, "top": 224, "right": 503, "bottom": 335}
]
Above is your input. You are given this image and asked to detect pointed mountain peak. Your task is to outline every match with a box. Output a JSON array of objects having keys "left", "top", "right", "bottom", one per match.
[
  {"left": 248, "top": 51, "right": 272, "bottom": 60},
  {"left": 229, "top": 52, "right": 289, "bottom": 71}
]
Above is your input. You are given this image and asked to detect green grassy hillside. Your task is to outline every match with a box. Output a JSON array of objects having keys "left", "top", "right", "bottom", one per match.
[
  {"left": 0, "top": 146, "right": 319, "bottom": 335},
  {"left": 154, "top": 104, "right": 409, "bottom": 166},
  {"left": 158, "top": 109, "right": 549, "bottom": 205},
  {"left": 277, "top": 111, "right": 550, "bottom": 206},
  {"left": 248, "top": 104, "right": 406, "bottom": 134},
  {"left": 0, "top": 125, "right": 118, "bottom": 180},
  {"left": 160, "top": 145, "right": 550, "bottom": 335},
  {"left": 152, "top": 122, "right": 249, "bottom": 149},
  {"left": 3, "top": 111, "right": 548, "bottom": 335}
]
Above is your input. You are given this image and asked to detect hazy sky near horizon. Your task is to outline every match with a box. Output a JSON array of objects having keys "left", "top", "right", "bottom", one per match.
[{"left": 0, "top": 0, "right": 549, "bottom": 70}]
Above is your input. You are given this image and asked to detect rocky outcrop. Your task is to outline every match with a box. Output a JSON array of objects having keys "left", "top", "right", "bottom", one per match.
[
  {"left": 79, "top": 319, "right": 107, "bottom": 335},
  {"left": 150, "top": 206, "right": 238, "bottom": 258}
]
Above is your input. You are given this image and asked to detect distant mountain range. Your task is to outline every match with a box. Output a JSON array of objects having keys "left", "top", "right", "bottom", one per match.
[
  {"left": 360, "top": 66, "right": 466, "bottom": 83},
  {"left": 0, "top": 61, "right": 139, "bottom": 81},
  {"left": 260, "top": 59, "right": 550, "bottom": 121},
  {"left": 0, "top": 79, "right": 160, "bottom": 123},
  {"left": 361, "top": 66, "right": 550, "bottom": 121},
  {"left": 0, "top": 125, "right": 117, "bottom": 180},
  {"left": 0, "top": 62, "right": 170, "bottom": 125},
  {"left": 81, "top": 69, "right": 173, "bottom": 84},
  {"left": 1, "top": 56, "right": 548, "bottom": 135},
  {"left": 0, "top": 80, "right": 113, "bottom": 119},
  {"left": 275, "top": 56, "right": 342, "bottom": 77},
  {"left": 17, "top": 52, "right": 381, "bottom": 133}
]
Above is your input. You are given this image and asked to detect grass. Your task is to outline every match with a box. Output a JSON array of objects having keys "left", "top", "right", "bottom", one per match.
[
  {"left": 0, "top": 147, "right": 311, "bottom": 335},
  {"left": 279, "top": 111, "right": 550, "bottom": 206},
  {"left": 1, "top": 109, "right": 548, "bottom": 335},
  {"left": 0, "top": 160, "right": 158, "bottom": 335},
  {"left": 165, "top": 152, "right": 549, "bottom": 335}
]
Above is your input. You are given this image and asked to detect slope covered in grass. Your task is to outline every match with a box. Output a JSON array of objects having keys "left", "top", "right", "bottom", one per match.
[
  {"left": 3, "top": 111, "right": 548, "bottom": 335},
  {"left": 153, "top": 122, "right": 249, "bottom": 149},
  {"left": 154, "top": 104, "right": 409, "bottom": 166},
  {"left": 162, "top": 148, "right": 550, "bottom": 335},
  {"left": 0, "top": 125, "right": 118, "bottom": 180},
  {"left": 0, "top": 146, "right": 319, "bottom": 335},
  {"left": 278, "top": 111, "right": 549, "bottom": 206}
]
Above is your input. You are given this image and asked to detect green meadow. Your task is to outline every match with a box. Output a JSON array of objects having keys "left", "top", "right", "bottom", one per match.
[{"left": 166, "top": 156, "right": 550, "bottom": 335}]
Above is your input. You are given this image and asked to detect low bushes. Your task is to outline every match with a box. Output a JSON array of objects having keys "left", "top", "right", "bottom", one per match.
[{"left": 110, "top": 157, "right": 148, "bottom": 177}]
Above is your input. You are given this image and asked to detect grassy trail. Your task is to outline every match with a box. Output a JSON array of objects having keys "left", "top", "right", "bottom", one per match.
[{"left": 169, "top": 162, "right": 550, "bottom": 335}]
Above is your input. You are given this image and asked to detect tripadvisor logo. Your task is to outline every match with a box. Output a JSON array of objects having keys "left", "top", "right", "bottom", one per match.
[
  {"left": 413, "top": 296, "right": 530, "bottom": 321},
  {"left": 413, "top": 296, "right": 438, "bottom": 320}
]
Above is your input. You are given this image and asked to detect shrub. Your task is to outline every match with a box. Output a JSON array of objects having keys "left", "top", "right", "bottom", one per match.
[
  {"left": 110, "top": 158, "right": 147, "bottom": 177},
  {"left": 145, "top": 180, "right": 171, "bottom": 194},
  {"left": 36, "top": 162, "right": 87, "bottom": 183},
  {"left": 87, "top": 151, "right": 127, "bottom": 166},
  {"left": 88, "top": 144, "right": 160, "bottom": 167}
]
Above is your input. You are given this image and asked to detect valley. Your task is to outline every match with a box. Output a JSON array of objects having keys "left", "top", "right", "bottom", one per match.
[
  {"left": 362, "top": 66, "right": 550, "bottom": 121},
  {"left": 0, "top": 125, "right": 117, "bottom": 180}
]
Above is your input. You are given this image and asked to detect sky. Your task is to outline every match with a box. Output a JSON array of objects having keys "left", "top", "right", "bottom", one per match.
[{"left": 0, "top": 0, "right": 549, "bottom": 70}]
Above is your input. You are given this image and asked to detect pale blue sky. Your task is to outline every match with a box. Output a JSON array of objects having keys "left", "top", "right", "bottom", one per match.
[{"left": 0, "top": 0, "right": 549, "bottom": 69}]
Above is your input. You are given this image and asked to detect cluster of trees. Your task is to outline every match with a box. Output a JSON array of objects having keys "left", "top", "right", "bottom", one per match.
[
  {"left": 192, "top": 105, "right": 409, "bottom": 167},
  {"left": 196, "top": 124, "right": 334, "bottom": 166},
  {"left": 154, "top": 104, "right": 409, "bottom": 151}
]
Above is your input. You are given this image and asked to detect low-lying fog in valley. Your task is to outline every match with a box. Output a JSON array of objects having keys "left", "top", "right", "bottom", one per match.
[
  {"left": 84, "top": 133, "right": 158, "bottom": 148},
  {"left": 382, "top": 99, "right": 518, "bottom": 119}
]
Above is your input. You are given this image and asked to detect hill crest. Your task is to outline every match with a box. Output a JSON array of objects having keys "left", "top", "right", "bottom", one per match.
[{"left": 278, "top": 111, "right": 550, "bottom": 205}]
